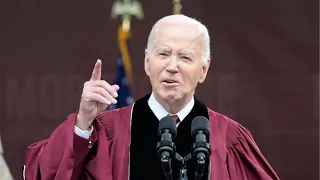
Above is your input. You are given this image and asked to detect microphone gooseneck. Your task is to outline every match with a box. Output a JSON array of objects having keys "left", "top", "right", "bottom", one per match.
[
  {"left": 191, "top": 116, "right": 211, "bottom": 180},
  {"left": 156, "top": 116, "right": 177, "bottom": 180}
]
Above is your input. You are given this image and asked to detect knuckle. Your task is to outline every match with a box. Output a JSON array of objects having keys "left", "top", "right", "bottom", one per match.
[
  {"left": 84, "top": 81, "right": 92, "bottom": 87},
  {"left": 83, "top": 85, "right": 91, "bottom": 91},
  {"left": 102, "top": 80, "right": 110, "bottom": 86},
  {"left": 81, "top": 90, "right": 89, "bottom": 97}
]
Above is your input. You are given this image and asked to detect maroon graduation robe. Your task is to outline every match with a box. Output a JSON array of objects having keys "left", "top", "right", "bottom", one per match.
[{"left": 25, "top": 104, "right": 280, "bottom": 180}]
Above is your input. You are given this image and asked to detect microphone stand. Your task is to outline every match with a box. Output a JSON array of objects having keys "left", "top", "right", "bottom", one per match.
[
  {"left": 160, "top": 151, "right": 173, "bottom": 180},
  {"left": 194, "top": 152, "right": 206, "bottom": 180},
  {"left": 161, "top": 148, "right": 208, "bottom": 180},
  {"left": 156, "top": 139, "right": 176, "bottom": 180},
  {"left": 192, "top": 140, "right": 211, "bottom": 180},
  {"left": 175, "top": 153, "right": 192, "bottom": 180}
]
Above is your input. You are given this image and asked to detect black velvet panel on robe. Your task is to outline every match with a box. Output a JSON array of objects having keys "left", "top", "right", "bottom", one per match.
[{"left": 129, "top": 94, "right": 210, "bottom": 180}]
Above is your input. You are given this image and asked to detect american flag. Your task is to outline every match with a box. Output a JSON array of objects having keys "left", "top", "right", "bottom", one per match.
[
  {"left": 108, "top": 56, "right": 133, "bottom": 110},
  {"left": 108, "top": 26, "right": 134, "bottom": 110}
]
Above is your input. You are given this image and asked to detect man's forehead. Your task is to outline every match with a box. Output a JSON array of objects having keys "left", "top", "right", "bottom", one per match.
[
  {"left": 152, "top": 24, "right": 203, "bottom": 49},
  {"left": 154, "top": 44, "right": 197, "bottom": 53},
  {"left": 154, "top": 23, "right": 203, "bottom": 40},
  {"left": 153, "top": 35, "right": 203, "bottom": 52}
]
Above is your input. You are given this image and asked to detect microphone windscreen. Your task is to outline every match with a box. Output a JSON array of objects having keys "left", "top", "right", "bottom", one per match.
[
  {"left": 191, "top": 116, "right": 210, "bottom": 137},
  {"left": 158, "top": 116, "right": 177, "bottom": 138}
]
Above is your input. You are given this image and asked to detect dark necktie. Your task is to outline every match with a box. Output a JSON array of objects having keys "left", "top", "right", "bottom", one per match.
[{"left": 170, "top": 114, "right": 180, "bottom": 124}]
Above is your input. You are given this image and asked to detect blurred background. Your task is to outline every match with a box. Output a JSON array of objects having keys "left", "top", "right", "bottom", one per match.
[{"left": 0, "top": 0, "right": 318, "bottom": 179}]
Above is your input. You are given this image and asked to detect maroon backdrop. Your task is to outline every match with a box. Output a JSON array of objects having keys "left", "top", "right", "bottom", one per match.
[{"left": 0, "top": 0, "right": 318, "bottom": 179}]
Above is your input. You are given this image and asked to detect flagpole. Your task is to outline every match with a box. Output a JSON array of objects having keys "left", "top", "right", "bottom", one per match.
[
  {"left": 111, "top": 0, "right": 144, "bottom": 87},
  {"left": 108, "top": 0, "right": 144, "bottom": 109},
  {"left": 111, "top": 0, "right": 144, "bottom": 32},
  {"left": 172, "top": 0, "right": 182, "bottom": 14}
]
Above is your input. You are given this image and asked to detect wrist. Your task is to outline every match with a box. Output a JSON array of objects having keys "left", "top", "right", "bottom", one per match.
[{"left": 76, "top": 114, "right": 92, "bottom": 130}]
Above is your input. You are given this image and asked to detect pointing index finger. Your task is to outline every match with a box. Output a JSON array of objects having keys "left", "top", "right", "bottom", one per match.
[{"left": 90, "top": 59, "right": 102, "bottom": 81}]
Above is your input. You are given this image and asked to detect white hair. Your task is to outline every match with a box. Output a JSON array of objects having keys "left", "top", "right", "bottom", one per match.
[{"left": 146, "top": 14, "right": 211, "bottom": 65}]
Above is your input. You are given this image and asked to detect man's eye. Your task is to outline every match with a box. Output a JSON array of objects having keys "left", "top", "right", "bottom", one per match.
[
  {"left": 181, "top": 56, "right": 190, "bottom": 60},
  {"left": 159, "top": 53, "right": 168, "bottom": 56}
]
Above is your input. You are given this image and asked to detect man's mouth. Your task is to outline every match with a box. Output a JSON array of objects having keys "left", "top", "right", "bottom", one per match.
[{"left": 162, "top": 79, "right": 179, "bottom": 84}]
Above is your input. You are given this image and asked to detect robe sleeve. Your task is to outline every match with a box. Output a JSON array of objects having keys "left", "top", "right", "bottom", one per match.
[
  {"left": 25, "top": 112, "right": 113, "bottom": 180},
  {"left": 225, "top": 120, "right": 280, "bottom": 180}
]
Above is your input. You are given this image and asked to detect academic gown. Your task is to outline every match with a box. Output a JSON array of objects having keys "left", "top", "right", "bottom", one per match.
[{"left": 25, "top": 94, "right": 280, "bottom": 180}]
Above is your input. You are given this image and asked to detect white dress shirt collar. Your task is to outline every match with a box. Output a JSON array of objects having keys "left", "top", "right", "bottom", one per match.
[{"left": 148, "top": 92, "right": 195, "bottom": 122}]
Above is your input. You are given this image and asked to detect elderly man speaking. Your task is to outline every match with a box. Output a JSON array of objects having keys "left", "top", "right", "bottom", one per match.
[{"left": 25, "top": 14, "right": 279, "bottom": 180}]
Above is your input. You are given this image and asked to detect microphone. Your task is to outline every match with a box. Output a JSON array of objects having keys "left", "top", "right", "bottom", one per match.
[
  {"left": 191, "top": 116, "right": 211, "bottom": 180},
  {"left": 156, "top": 116, "right": 177, "bottom": 180}
]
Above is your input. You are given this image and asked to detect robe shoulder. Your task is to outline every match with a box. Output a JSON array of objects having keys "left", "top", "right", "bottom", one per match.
[
  {"left": 96, "top": 105, "right": 133, "bottom": 140},
  {"left": 207, "top": 108, "right": 280, "bottom": 180}
]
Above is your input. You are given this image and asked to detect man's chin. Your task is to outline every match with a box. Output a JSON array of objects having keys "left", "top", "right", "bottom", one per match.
[{"left": 158, "top": 92, "right": 182, "bottom": 102}]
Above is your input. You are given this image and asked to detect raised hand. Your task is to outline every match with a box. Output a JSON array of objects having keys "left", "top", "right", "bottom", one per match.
[{"left": 76, "top": 59, "right": 119, "bottom": 130}]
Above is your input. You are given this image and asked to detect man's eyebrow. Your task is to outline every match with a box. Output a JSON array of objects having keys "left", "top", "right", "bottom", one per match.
[
  {"left": 179, "top": 50, "right": 192, "bottom": 55},
  {"left": 178, "top": 49, "right": 194, "bottom": 56},
  {"left": 155, "top": 47, "right": 170, "bottom": 52}
]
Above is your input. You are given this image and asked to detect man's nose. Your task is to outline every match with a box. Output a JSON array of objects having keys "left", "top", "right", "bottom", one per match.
[{"left": 166, "top": 56, "right": 179, "bottom": 73}]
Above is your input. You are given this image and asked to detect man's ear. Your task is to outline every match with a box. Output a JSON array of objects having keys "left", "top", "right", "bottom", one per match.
[
  {"left": 198, "top": 59, "right": 211, "bottom": 83},
  {"left": 144, "top": 50, "right": 150, "bottom": 76}
]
